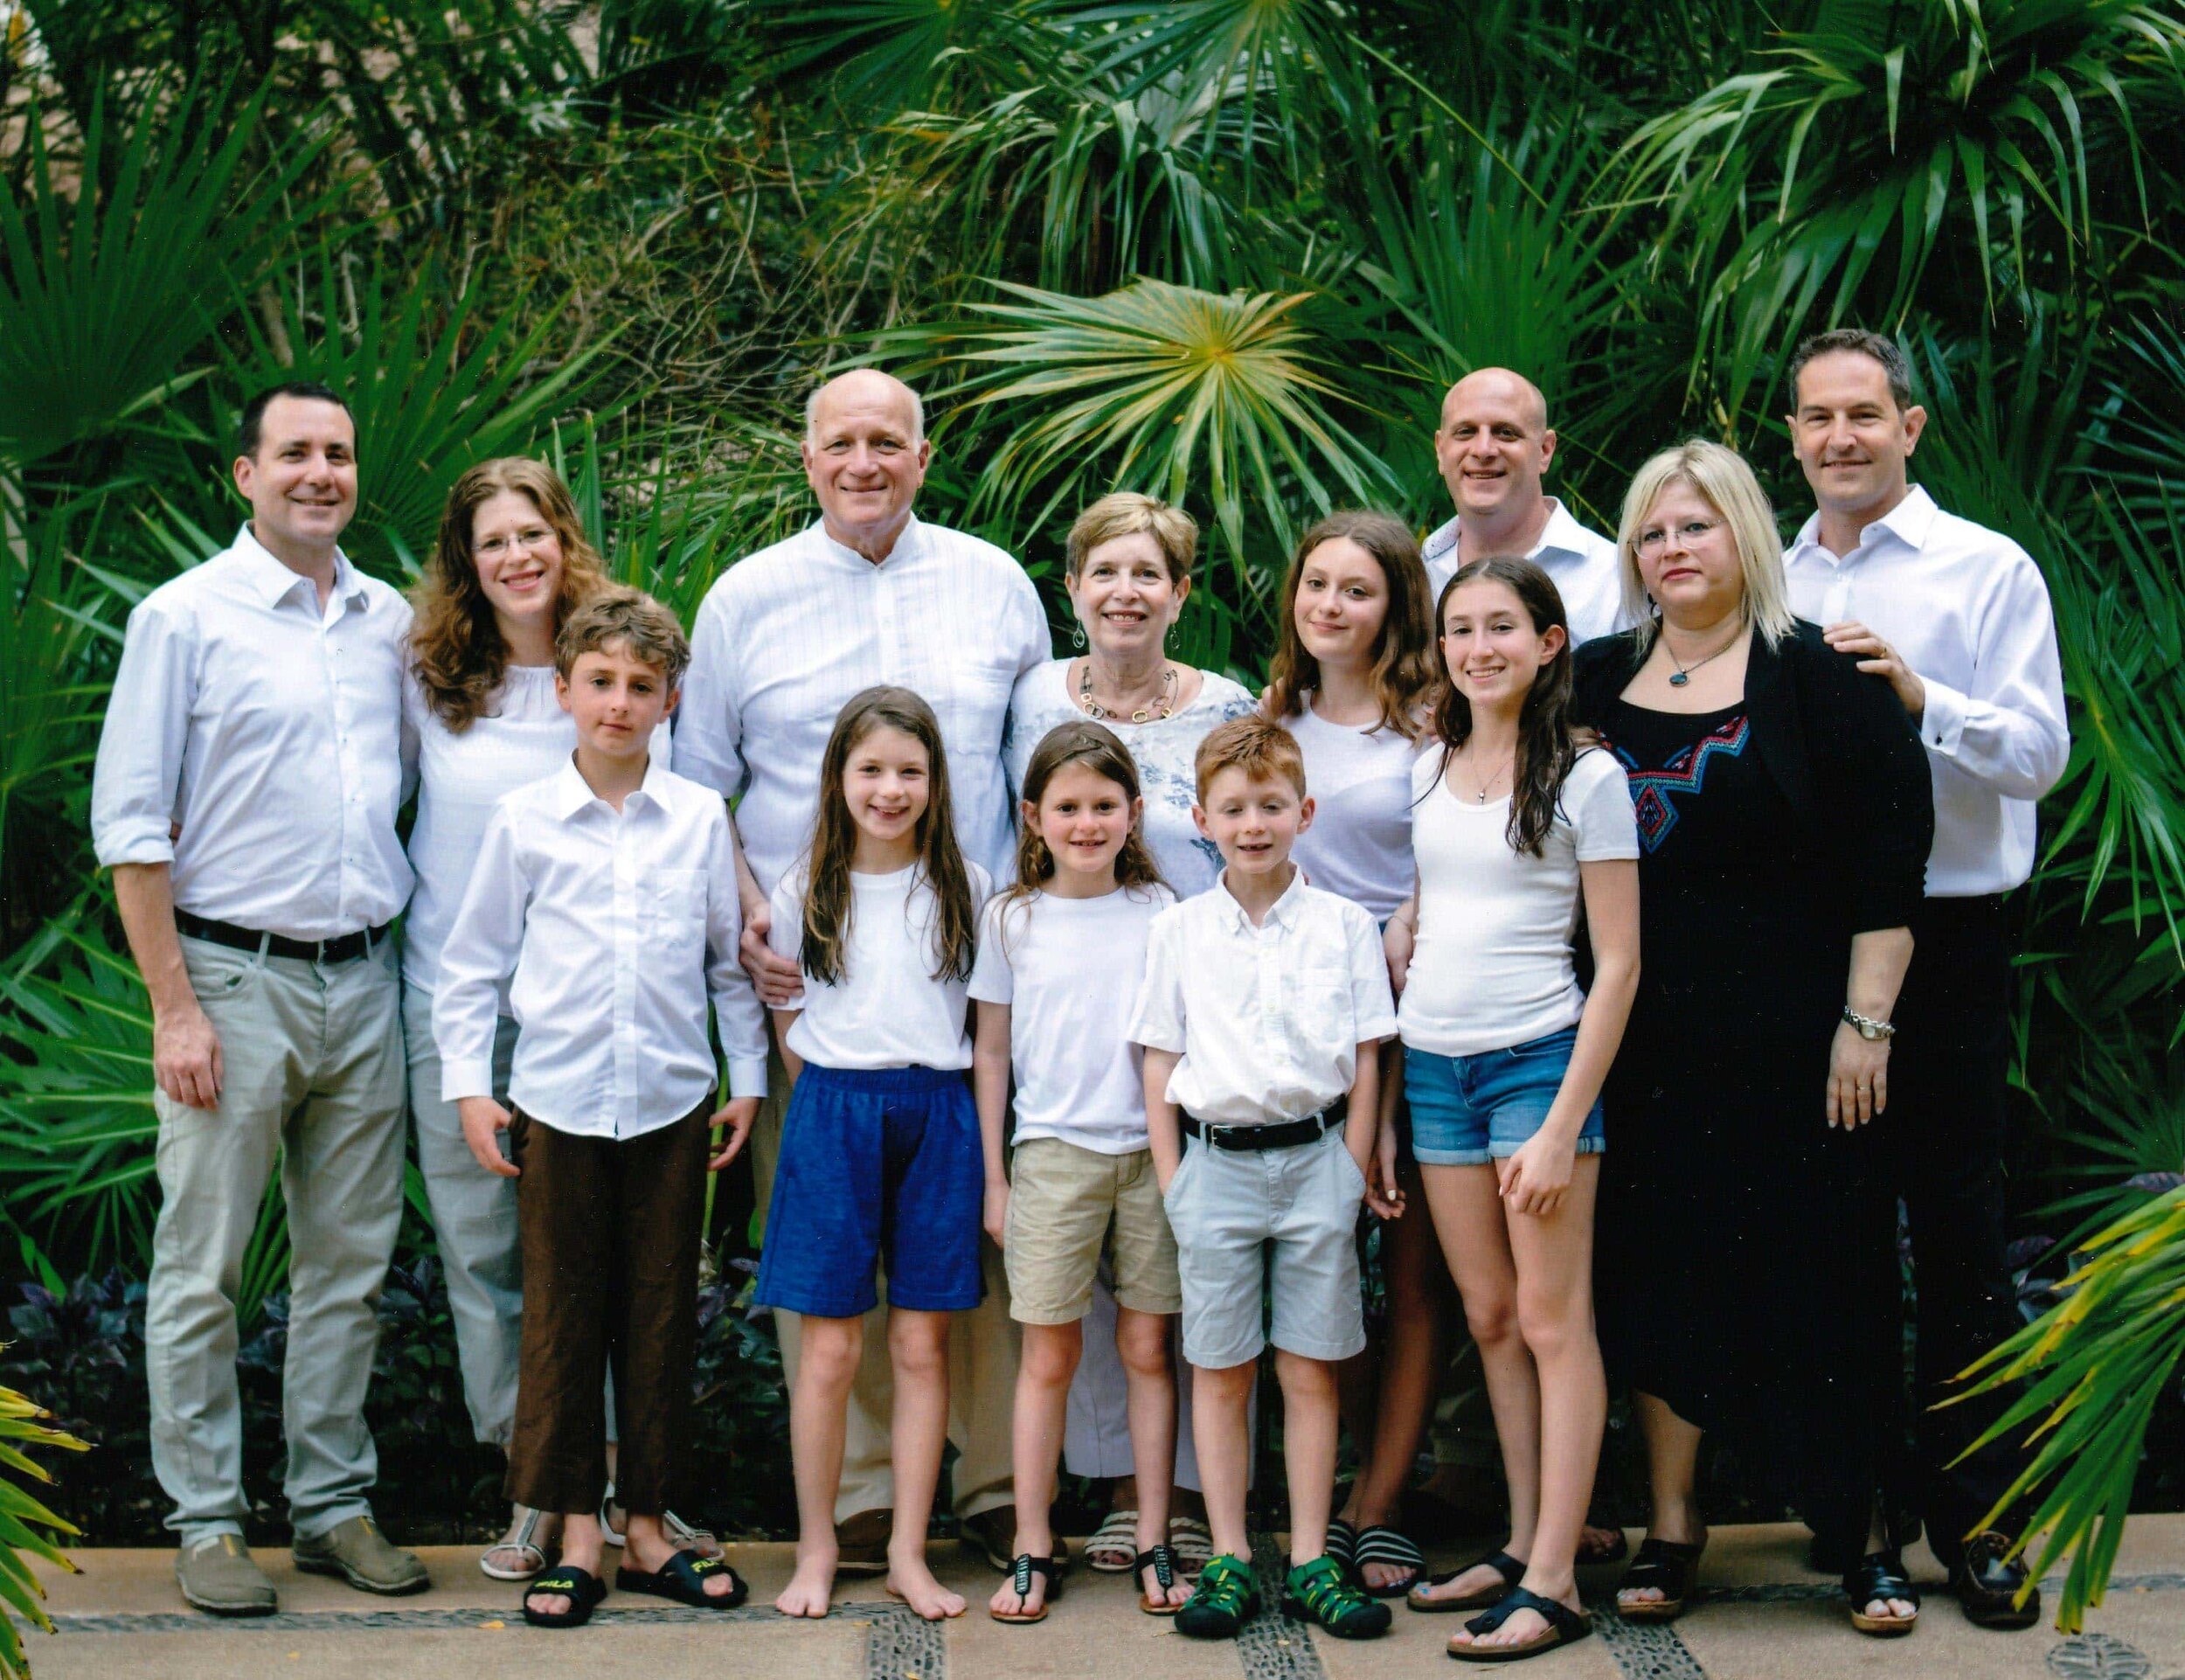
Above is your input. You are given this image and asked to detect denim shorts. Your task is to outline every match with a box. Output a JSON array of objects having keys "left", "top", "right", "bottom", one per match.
[
  {"left": 1403, "top": 1026, "right": 1606, "bottom": 1167},
  {"left": 752, "top": 1064, "right": 984, "bottom": 1318}
]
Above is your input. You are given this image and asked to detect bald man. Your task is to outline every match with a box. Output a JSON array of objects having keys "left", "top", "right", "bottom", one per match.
[
  {"left": 1422, "top": 370, "right": 1627, "bottom": 645},
  {"left": 677, "top": 370, "right": 1050, "bottom": 1573}
]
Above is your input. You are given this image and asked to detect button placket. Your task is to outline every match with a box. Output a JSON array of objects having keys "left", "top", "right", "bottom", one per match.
[{"left": 610, "top": 812, "right": 640, "bottom": 1138}]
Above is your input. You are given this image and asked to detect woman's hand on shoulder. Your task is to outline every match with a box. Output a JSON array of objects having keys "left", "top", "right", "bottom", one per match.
[{"left": 1498, "top": 1130, "right": 1576, "bottom": 1217}]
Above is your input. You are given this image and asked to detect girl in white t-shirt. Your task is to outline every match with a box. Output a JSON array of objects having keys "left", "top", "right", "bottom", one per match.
[
  {"left": 1392, "top": 557, "right": 1640, "bottom": 1663},
  {"left": 753, "top": 686, "right": 991, "bottom": 1626},
  {"left": 971, "top": 721, "right": 1185, "bottom": 1624}
]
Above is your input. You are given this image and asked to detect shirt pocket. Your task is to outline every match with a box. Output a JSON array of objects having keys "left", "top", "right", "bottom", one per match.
[
  {"left": 647, "top": 869, "right": 708, "bottom": 959},
  {"left": 1288, "top": 966, "right": 1353, "bottom": 1052}
]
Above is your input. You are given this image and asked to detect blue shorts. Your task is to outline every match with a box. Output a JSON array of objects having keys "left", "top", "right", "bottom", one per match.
[
  {"left": 1403, "top": 1026, "right": 1606, "bottom": 1167},
  {"left": 753, "top": 1064, "right": 984, "bottom": 1318}
]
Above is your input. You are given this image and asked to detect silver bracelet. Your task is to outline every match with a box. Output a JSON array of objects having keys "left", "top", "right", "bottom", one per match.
[{"left": 1842, "top": 1005, "right": 1896, "bottom": 1041}]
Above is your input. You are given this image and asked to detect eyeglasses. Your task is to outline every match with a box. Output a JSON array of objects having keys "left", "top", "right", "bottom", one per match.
[
  {"left": 476, "top": 530, "right": 553, "bottom": 560},
  {"left": 1634, "top": 518, "right": 1721, "bottom": 557}
]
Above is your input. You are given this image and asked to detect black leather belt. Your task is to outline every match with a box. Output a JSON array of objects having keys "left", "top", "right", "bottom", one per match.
[
  {"left": 1182, "top": 1098, "right": 1348, "bottom": 1151},
  {"left": 177, "top": 911, "right": 391, "bottom": 966}
]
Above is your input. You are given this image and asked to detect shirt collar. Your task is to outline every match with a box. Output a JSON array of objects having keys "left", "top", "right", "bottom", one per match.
[
  {"left": 1788, "top": 485, "right": 1939, "bottom": 566},
  {"left": 232, "top": 524, "right": 369, "bottom": 612},
  {"left": 550, "top": 754, "right": 672, "bottom": 820},
  {"left": 1210, "top": 864, "right": 1308, "bottom": 934},
  {"left": 1420, "top": 499, "right": 1588, "bottom": 567},
  {"left": 811, "top": 509, "right": 926, "bottom": 571}
]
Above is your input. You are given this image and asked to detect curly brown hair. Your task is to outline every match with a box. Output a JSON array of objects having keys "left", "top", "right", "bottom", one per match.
[
  {"left": 1262, "top": 510, "right": 1438, "bottom": 743},
  {"left": 409, "top": 458, "right": 607, "bottom": 732}
]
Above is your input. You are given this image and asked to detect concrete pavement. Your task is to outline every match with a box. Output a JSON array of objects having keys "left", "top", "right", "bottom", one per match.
[{"left": 27, "top": 1515, "right": 2185, "bottom": 1678}]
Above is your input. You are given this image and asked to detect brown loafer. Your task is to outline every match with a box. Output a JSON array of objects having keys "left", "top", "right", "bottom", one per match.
[
  {"left": 835, "top": 1506, "right": 892, "bottom": 1577},
  {"left": 1951, "top": 1531, "right": 2040, "bottom": 1629}
]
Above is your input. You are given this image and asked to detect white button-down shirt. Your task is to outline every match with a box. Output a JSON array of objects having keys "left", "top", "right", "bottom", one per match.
[
  {"left": 1423, "top": 498, "right": 1628, "bottom": 646},
  {"left": 434, "top": 760, "right": 768, "bottom": 1139},
  {"left": 1784, "top": 486, "right": 2068, "bottom": 897},
  {"left": 676, "top": 514, "right": 1051, "bottom": 896},
  {"left": 1130, "top": 870, "right": 1398, "bottom": 1126},
  {"left": 91, "top": 525, "right": 416, "bottom": 939}
]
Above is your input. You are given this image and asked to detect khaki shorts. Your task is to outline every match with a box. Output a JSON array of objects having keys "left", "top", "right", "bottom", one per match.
[{"left": 1004, "top": 1137, "right": 1182, "bottom": 1324}]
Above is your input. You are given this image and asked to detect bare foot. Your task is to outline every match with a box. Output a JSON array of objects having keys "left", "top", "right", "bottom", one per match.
[
  {"left": 1138, "top": 1551, "right": 1191, "bottom": 1609},
  {"left": 483, "top": 1505, "right": 561, "bottom": 1579},
  {"left": 625, "top": 1527, "right": 736, "bottom": 1599},
  {"left": 777, "top": 1547, "right": 837, "bottom": 1618},
  {"left": 1360, "top": 1555, "right": 1419, "bottom": 1593},
  {"left": 888, "top": 1551, "right": 968, "bottom": 1621},
  {"left": 1448, "top": 1583, "right": 1582, "bottom": 1652},
  {"left": 1578, "top": 1524, "right": 1626, "bottom": 1563},
  {"left": 988, "top": 1565, "right": 1051, "bottom": 1619},
  {"left": 1413, "top": 1553, "right": 1526, "bottom": 1608}
]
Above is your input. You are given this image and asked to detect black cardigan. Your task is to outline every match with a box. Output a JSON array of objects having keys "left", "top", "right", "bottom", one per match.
[{"left": 1571, "top": 620, "right": 1935, "bottom": 934}]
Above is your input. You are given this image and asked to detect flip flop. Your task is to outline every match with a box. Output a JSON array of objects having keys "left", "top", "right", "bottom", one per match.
[
  {"left": 1353, "top": 1524, "right": 1426, "bottom": 1596},
  {"left": 614, "top": 1549, "right": 747, "bottom": 1610},
  {"left": 1448, "top": 1586, "right": 1592, "bottom": 1663},
  {"left": 1408, "top": 1548, "right": 1526, "bottom": 1613},
  {"left": 989, "top": 1553, "right": 1064, "bottom": 1624},
  {"left": 521, "top": 1565, "right": 606, "bottom": 1628},
  {"left": 479, "top": 1505, "right": 554, "bottom": 1581},
  {"left": 1135, "top": 1544, "right": 1186, "bottom": 1615}
]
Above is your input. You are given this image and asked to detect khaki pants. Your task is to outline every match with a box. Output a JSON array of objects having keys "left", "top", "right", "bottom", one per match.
[
  {"left": 147, "top": 934, "right": 406, "bottom": 1547},
  {"left": 753, "top": 1043, "right": 1016, "bottom": 1522}
]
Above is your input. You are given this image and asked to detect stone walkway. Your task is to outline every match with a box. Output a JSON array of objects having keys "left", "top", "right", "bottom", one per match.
[{"left": 28, "top": 1515, "right": 2185, "bottom": 1678}]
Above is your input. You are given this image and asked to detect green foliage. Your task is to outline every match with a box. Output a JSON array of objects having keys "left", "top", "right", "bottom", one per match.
[{"left": 0, "top": 1379, "right": 85, "bottom": 1680}]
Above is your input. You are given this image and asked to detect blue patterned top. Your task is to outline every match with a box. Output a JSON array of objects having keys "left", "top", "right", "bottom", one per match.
[{"left": 1004, "top": 658, "right": 1258, "bottom": 898}]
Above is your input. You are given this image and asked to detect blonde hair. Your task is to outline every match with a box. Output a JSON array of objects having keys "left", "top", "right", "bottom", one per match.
[
  {"left": 1615, "top": 440, "right": 1796, "bottom": 654},
  {"left": 1065, "top": 491, "right": 1198, "bottom": 587},
  {"left": 553, "top": 587, "right": 690, "bottom": 684}
]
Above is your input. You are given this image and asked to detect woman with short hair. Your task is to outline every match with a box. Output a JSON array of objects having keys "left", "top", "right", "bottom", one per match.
[{"left": 1571, "top": 440, "right": 1932, "bottom": 1638}]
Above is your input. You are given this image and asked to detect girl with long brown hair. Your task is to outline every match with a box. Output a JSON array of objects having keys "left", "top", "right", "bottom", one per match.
[
  {"left": 402, "top": 458, "right": 704, "bottom": 1583},
  {"left": 1396, "top": 557, "right": 1640, "bottom": 1663},
  {"left": 752, "top": 686, "right": 988, "bottom": 1625},
  {"left": 967, "top": 723, "right": 1184, "bottom": 1625}
]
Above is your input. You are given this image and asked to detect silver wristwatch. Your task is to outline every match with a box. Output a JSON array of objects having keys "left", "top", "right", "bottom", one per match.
[{"left": 1842, "top": 1005, "right": 1897, "bottom": 1041}]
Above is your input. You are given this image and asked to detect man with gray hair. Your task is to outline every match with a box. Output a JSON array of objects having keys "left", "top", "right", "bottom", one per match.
[
  {"left": 1422, "top": 367, "right": 1625, "bottom": 645},
  {"left": 678, "top": 368, "right": 1050, "bottom": 1577}
]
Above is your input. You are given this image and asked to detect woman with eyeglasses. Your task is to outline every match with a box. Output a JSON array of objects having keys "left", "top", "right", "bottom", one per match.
[{"left": 1569, "top": 441, "right": 1934, "bottom": 1640}]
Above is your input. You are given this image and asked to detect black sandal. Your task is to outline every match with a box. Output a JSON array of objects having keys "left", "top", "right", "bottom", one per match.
[
  {"left": 1615, "top": 1537, "right": 1703, "bottom": 1622},
  {"left": 1843, "top": 1551, "right": 1919, "bottom": 1637},
  {"left": 1408, "top": 1548, "right": 1525, "bottom": 1613},
  {"left": 1136, "top": 1545, "right": 1184, "bottom": 1616},
  {"left": 614, "top": 1548, "right": 746, "bottom": 1609},
  {"left": 522, "top": 1564, "right": 606, "bottom": 1628},
  {"left": 1353, "top": 1524, "right": 1427, "bottom": 1596},
  {"left": 1449, "top": 1587, "right": 1592, "bottom": 1663},
  {"left": 989, "top": 1552, "right": 1064, "bottom": 1624}
]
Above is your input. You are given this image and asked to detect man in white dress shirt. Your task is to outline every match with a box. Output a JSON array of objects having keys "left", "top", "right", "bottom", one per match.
[
  {"left": 1783, "top": 330, "right": 2068, "bottom": 1629},
  {"left": 1420, "top": 368, "right": 1626, "bottom": 645},
  {"left": 677, "top": 369, "right": 1050, "bottom": 1570},
  {"left": 91, "top": 385, "right": 427, "bottom": 1614}
]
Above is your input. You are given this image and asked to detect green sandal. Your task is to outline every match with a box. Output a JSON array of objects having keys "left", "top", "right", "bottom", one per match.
[
  {"left": 1282, "top": 1554, "right": 1393, "bottom": 1640},
  {"left": 1176, "top": 1552, "right": 1258, "bottom": 1639}
]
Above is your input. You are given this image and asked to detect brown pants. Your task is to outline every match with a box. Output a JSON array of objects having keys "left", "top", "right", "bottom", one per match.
[{"left": 505, "top": 1102, "right": 710, "bottom": 1517}]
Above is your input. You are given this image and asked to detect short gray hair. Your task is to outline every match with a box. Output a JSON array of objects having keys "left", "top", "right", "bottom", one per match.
[{"left": 803, "top": 373, "right": 926, "bottom": 447}]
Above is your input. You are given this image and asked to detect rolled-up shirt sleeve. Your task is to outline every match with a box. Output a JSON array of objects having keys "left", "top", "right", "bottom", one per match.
[
  {"left": 1343, "top": 905, "right": 1399, "bottom": 1045},
  {"left": 674, "top": 590, "right": 748, "bottom": 802},
  {"left": 1914, "top": 547, "right": 2069, "bottom": 802},
  {"left": 1127, "top": 913, "right": 1187, "bottom": 1053},
  {"left": 434, "top": 805, "right": 529, "bottom": 1102},
  {"left": 91, "top": 597, "right": 195, "bottom": 869},
  {"left": 704, "top": 808, "right": 768, "bottom": 1099}
]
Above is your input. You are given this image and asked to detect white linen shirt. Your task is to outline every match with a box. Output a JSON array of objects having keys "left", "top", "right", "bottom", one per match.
[
  {"left": 676, "top": 515, "right": 1051, "bottom": 895},
  {"left": 434, "top": 759, "right": 768, "bottom": 1138},
  {"left": 1783, "top": 486, "right": 2069, "bottom": 896},
  {"left": 1422, "top": 498, "right": 1627, "bottom": 647},
  {"left": 402, "top": 663, "right": 672, "bottom": 1004},
  {"left": 1130, "top": 869, "right": 1398, "bottom": 1126},
  {"left": 91, "top": 525, "right": 416, "bottom": 939}
]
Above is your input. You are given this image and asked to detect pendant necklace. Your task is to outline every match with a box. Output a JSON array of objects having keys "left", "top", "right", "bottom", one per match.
[{"left": 1664, "top": 625, "right": 1743, "bottom": 687}]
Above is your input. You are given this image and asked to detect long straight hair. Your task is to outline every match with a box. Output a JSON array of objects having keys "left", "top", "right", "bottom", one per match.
[
  {"left": 801, "top": 686, "right": 978, "bottom": 988},
  {"left": 1262, "top": 510, "right": 1438, "bottom": 743},
  {"left": 998, "top": 722, "right": 1167, "bottom": 948},
  {"left": 1427, "top": 557, "right": 1579, "bottom": 857}
]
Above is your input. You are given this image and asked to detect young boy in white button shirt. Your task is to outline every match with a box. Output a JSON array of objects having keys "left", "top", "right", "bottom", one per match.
[
  {"left": 1130, "top": 716, "right": 1398, "bottom": 1642},
  {"left": 435, "top": 589, "right": 768, "bottom": 1629}
]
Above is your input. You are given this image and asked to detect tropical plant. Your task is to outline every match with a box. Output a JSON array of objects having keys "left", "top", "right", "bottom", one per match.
[{"left": 0, "top": 1380, "right": 85, "bottom": 1680}]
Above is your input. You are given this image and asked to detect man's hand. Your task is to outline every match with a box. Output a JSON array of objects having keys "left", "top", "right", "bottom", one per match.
[
  {"left": 983, "top": 1178, "right": 1010, "bottom": 1248},
  {"left": 738, "top": 895, "right": 804, "bottom": 1008},
  {"left": 1822, "top": 621, "right": 1925, "bottom": 721},
  {"left": 153, "top": 1004, "right": 224, "bottom": 1109},
  {"left": 708, "top": 1095, "right": 763, "bottom": 1170},
  {"left": 459, "top": 1096, "right": 519, "bottom": 1177}
]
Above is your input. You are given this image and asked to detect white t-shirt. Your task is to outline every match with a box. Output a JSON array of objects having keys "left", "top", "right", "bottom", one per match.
[
  {"left": 404, "top": 663, "right": 672, "bottom": 1003},
  {"left": 1281, "top": 700, "right": 1425, "bottom": 922},
  {"left": 768, "top": 860, "right": 991, "bottom": 1071},
  {"left": 968, "top": 883, "right": 1175, "bottom": 1154},
  {"left": 1398, "top": 747, "right": 1639, "bottom": 1058}
]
